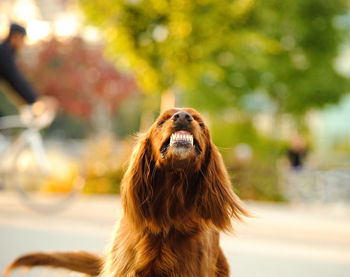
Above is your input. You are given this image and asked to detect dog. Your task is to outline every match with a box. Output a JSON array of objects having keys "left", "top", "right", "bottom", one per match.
[{"left": 5, "top": 108, "right": 248, "bottom": 277}]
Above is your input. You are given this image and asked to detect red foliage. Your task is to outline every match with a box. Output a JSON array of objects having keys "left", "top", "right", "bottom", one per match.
[{"left": 21, "top": 37, "right": 138, "bottom": 118}]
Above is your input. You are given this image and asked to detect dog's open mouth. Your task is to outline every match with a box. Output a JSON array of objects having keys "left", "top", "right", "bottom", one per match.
[
  {"left": 170, "top": 131, "right": 193, "bottom": 147},
  {"left": 160, "top": 131, "right": 202, "bottom": 159}
]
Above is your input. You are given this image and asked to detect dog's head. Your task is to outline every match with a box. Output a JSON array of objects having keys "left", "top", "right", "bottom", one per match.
[
  {"left": 149, "top": 108, "right": 209, "bottom": 170},
  {"left": 122, "top": 108, "right": 247, "bottom": 234}
]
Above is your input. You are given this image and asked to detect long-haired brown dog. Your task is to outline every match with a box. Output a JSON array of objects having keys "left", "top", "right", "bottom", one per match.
[{"left": 5, "top": 108, "right": 248, "bottom": 277}]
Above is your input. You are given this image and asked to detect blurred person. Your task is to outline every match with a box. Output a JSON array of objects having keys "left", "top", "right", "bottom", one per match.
[
  {"left": 0, "top": 23, "right": 56, "bottom": 117},
  {"left": 287, "top": 133, "right": 308, "bottom": 171},
  {"left": 284, "top": 133, "right": 313, "bottom": 202}
]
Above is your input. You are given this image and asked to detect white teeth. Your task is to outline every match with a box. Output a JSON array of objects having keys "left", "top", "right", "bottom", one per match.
[{"left": 170, "top": 132, "right": 193, "bottom": 146}]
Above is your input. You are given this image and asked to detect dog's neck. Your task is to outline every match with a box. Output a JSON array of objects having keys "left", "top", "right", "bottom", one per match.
[{"left": 134, "top": 168, "right": 205, "bottom": 235}]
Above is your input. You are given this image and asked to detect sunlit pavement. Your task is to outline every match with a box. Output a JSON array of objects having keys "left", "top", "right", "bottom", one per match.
[{"left": 1, "top": 192, "right": 350, "bottom": 277}]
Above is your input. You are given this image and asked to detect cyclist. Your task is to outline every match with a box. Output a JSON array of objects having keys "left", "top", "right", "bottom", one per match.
[{"left": 0, "top": 23, "right": 56, "bottom": 116}]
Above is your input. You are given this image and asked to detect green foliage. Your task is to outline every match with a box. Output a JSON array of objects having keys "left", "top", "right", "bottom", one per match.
[
  {"left": 83, "top": 166, "right": 124, "bottom": 194},
  {"left": 44, "top": 113, "right": 89, "bottom": 139},
  {"left": 79, "top": 0, "right": 279, "bottom": 95},
  {"left": 231, "top": 162, "right": 284, "bottom": 201},
  {"left": 112, "top": 95, "right": 143, "bottom": 138},
  {"left": 80, "top": 0, "right": 348, "bottom": 115},
  {"left": 82, "top": 135, "right": 132, "bottom": 194},
  {"left": 79, "top": 0, "right": 349, "bottom": 200},
  {"left": 210, "top": 115, "right": 285, "bottom": 201},
  {"left": 0, "top": 88, "right": 18, "bottom": 115},
  {"left": 247, "top": 0, "right": 349, "bottom": 114}
]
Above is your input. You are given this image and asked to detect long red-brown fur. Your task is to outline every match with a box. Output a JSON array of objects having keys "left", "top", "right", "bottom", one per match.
[
  {"left": 4, "top": 251, "right": 102, "bottom": 276},
  {"left": 5, "top": 108, "right": 248, "bottom": 277}
]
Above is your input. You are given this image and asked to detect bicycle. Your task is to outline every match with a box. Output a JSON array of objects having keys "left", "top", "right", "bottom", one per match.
[{"left": 0, "top": 101, "right": 85, "bottom": 212}]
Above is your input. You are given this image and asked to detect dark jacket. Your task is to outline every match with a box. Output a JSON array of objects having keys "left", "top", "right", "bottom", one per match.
[{"left": 0, "top": 40, "right": 37, "bottom": 104}]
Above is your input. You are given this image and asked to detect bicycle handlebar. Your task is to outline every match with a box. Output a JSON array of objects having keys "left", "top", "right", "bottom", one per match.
[
  {"left": 20, "top": 104, "right": 56, "bottom": 130},
  {"left": 0, "top": 97, "right": 58, "bottom": 130}
]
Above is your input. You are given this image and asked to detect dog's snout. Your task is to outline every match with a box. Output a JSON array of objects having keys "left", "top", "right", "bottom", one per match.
[{"left": 171, "top": 111, "right": 193, "bottom": 126}]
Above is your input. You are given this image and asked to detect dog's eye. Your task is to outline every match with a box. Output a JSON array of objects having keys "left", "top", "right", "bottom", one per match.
[
  {"left": 157, "top": 115, "right": 171, "bottom": 127},
  {"left": 158, "top": 120, "right": 165, "bottom": 127},
  {"left": 192, "top": 114, "right": 205, "bottom": 129}
]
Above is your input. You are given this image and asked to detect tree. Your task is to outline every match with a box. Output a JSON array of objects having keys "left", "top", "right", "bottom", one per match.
[
  {"left": 79, "top": 0, "right": 348, "bottom": 115},
  {"left": 246, "top": 0, "right": 349, "bottom": 114},
  {"left": 21, "top": 37, "right": 138, "bottom": 119}
]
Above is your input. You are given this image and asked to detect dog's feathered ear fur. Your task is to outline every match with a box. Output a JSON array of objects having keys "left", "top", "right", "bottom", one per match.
[
  {"left": 122, "top": 130, "right": 247, "bottom": 233},
  {"left": 122, "top": 134, "right": 154, "bottom": 230},
  {"left": 198, "top": 142, "right": 248, "bottom": 231}
]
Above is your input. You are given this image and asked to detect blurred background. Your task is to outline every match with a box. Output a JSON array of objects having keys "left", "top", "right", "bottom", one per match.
[{"left": 0, "top": 0, "right": 350, "bottom": 276}]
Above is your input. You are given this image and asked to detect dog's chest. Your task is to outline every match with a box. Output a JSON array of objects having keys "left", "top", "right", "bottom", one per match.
[{"left": 104, "top": 227, "right": 219, "bottom": 277}]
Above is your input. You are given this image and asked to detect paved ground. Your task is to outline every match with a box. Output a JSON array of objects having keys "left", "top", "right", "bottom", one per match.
[{"left": 1, "top": 192, "right": 350, "bottom": 277}]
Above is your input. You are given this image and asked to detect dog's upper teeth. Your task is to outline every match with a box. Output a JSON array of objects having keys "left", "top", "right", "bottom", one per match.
[{"left": 170, "top": 132, "right": 193, "bottom": 146}]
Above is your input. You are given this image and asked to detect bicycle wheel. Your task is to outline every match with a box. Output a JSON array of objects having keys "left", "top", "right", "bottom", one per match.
[{"left": 9, "top": 138, "right": 85, "bottom": 213}]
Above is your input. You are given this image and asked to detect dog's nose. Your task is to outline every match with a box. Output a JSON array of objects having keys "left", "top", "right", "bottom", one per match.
[{"left": 171, "top": 111, "right": 193, "bottom": 126}]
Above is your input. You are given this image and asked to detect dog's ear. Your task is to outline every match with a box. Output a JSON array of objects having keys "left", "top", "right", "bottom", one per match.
[
  {"left": 121, "top": 134, "right": 154, "bottom": 230},
  {"left": 198, "top": 143, "right": 248, "bottom": 231}
]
